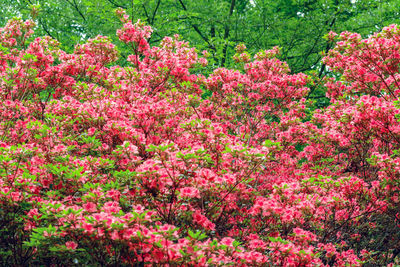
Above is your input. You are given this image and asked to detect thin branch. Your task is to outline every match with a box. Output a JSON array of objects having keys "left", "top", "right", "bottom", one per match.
[
  {"left": 38, "top": 18, "right": 56, "bottom": 40},
  {"left": 177, "top": 0, "right": 215, "bottom": 51},
  {"left": 142, "top": 3, "right": 150, "bottom": 23},
  {"left": 64, "top": 0, "right": 86, "bottom": 22},
  {"left": 221, "top": 0, "right": 236, "bottom": 67},
  {"left": 105, "top": 0, "right": 127, "bottom": 9},
  {"left": 151, "top": 0, "right": 162, "bottom": 25}
]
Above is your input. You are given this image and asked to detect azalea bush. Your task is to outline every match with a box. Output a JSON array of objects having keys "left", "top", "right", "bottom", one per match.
[{"left": 1, "top": 9, "right": 400, "bottom": 266}]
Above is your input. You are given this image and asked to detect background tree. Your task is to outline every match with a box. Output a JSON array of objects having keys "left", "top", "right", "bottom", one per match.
[{"left": 2, "top": 0, "right": 399, "bottom": 74}]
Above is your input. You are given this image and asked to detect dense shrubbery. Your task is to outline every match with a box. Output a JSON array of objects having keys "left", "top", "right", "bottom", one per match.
[{"left": 1, "top": 9, "right": 400, "bottom": 266}]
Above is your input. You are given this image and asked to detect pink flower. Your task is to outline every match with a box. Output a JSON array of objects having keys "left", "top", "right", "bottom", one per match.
[
  {"left": 65, "top": 241, "right": 78, "bottom": 250},
  {"left": 27, "top": 208, "right": 39, "bottom": 218},
  {"left": 10, "top": 192, "right": 22, "bottom": 202},
  {"left": 220, "top": 237, "right": 235, "bottom": 247},
  {"left": 81, "top": 222, "right": 94, "bottom": 233},
  {"left": 192, "top": 211, "right": 215, "bottom": 230},
  {"left": 83, "top": 202, "right": 97, "bottom": 213},
  {"left": 103, "top": 201, "right": 121, "bottom": 214},
  {"left": 106, "top": 189, "right": 121, "bottom": 201},
  {"left": 179, "top": 187, "right": 200, "bottom": 198},
  {"left": 87, "top": 127, "right": 96, "bottom": 136}
]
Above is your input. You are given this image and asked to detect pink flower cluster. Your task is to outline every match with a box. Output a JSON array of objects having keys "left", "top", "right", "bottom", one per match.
[{"left": 1, "top": 15, "right": 400, "bottom": 266}]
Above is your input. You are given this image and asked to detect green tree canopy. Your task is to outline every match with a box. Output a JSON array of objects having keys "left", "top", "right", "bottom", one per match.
[{"left": 2, "top": 0, "right": 400, "bottom": 74}]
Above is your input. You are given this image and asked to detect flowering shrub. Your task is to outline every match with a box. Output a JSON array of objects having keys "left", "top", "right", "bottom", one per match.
[{"left": 1, "top": 10, "right": 400, "bottom": 266}]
